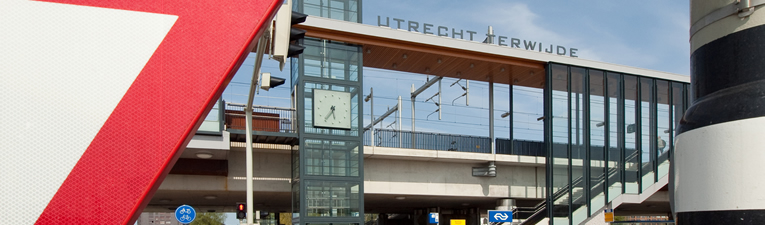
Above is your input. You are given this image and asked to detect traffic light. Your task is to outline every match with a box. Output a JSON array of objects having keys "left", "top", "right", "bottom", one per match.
[
  {"left": 286, "top": 11, "right": 307, "bottom": 58},
  {"left": 272, "top": 0, "right": 307, "bottom": 70},
  {"left": 236, "top": 203, "right": 246, "bottom": 219},
  {"left": 259, "top": 72, "right": 286, "bottom": 91}
]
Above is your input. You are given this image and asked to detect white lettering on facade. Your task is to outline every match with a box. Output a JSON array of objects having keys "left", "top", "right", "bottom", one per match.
[{"left": 376, "top": 15, "right": 579, "bottom": 57}]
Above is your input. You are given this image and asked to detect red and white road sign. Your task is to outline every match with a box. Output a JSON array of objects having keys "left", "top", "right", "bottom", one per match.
[{"left": 0, "top": 0, "right": 282, "bottom": 224}]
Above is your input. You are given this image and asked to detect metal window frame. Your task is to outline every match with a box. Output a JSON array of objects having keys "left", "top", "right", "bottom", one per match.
[
  {"left": 509, "top": 82, "right": 514, "bottom": 154},
  {"left": 584, "top": 68, "right": 592, "bottom": 218},
  {"left": 544, "top": 62, "right": 553, "bottom": 223},
  {"left": 636, "top": 76, "right": 643, "bottom": 193},
  {"left": 652, "top": 78, "right": 658, "bottom": 183},
  {"left": 293, "top": 37, "right": 365, "bottom": 225},
  {"left": 544, "top": 62, "right": 694, "bottom": 224},
  {"left": 566, "top": 65, "right": 573, "bottom": 224},
  {"left": 618, "top": 73, "right": 626, "bottom": 195}
]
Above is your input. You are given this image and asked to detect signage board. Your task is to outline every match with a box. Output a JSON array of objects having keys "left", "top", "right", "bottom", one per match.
[
  {"left": 376, "top": 15, "right": 581, "bottom": 58},
  {"left": 604, "top": 209, "right": 614, "bottom": 222},
  {"left": 488, "top": 210, "right": 513, "bottom": 223},
  {"left": 429, "top": 213, "right": 439, "bottom": 224},
  {"left": 175, "top": 205, "right": 196, "bottom": 224},
  {"left": 451, "top": 219, "right": 465, "bottom": 225}
]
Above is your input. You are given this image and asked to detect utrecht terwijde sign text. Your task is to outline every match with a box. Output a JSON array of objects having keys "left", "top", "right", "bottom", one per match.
[{"left": 377, "top": 16, "right": 579, "bottom": 58}]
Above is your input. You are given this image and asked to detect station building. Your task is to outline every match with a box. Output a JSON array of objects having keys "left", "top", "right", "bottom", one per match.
[{"left": 144, "top": 1, "right": 690, "bottom": 225}]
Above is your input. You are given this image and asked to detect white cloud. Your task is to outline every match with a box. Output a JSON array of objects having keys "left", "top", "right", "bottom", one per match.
[{"left": 474, "top": 3, "right": 568, "bottom": 45}]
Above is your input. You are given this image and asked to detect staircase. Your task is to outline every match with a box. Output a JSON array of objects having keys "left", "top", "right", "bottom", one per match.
[{"left": 519, "top": 150, "right": 645, "bottom": 225}]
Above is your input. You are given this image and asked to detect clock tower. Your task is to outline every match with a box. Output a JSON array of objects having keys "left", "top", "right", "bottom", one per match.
[{"left": 290, "top": 37, "right": 364, "bottom": 225}]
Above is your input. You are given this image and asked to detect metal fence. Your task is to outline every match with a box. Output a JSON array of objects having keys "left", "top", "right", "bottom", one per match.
[
  {"left": 365, "top": 129, "right": 547, "bottom": 157},
  {"left": 224, "top": 103, "right": 296, "bottom": 133},
  {"left": 217, "top": 103, "right": 549, "bottom": 157},
  {"left": 496, "top": 138, "right": 546, "bottom": 157}
]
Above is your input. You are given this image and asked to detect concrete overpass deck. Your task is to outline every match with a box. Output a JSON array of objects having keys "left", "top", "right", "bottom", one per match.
[{"left": 145, "top": 134, "right": 546, "bottom": 215}]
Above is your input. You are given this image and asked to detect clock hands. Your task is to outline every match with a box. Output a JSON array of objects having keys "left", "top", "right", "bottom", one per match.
[{"left": 324, "top": 105, "right": 336, "bottom": 121}]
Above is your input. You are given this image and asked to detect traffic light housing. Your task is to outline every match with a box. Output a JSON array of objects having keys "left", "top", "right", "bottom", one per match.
[
  {"left": 272, "top": 0, "right": 307, "bottom": 70},
  {"left": 236, "top": 203, "right": 246, "bottom": 219},
  {"left": 286, "top": 11, "right": 307, "bottom": 58},
  {"left": 259, "top": 72, "right": 286, "bottom": 91}
]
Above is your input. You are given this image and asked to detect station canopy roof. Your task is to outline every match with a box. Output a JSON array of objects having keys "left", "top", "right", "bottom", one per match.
[{"left": 296, "top": 16, "right": 688, "bottom": 90}]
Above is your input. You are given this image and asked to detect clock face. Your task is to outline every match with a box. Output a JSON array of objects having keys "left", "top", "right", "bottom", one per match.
[{"left": 313, "top": 89, "right": 352, "bottom": 129}]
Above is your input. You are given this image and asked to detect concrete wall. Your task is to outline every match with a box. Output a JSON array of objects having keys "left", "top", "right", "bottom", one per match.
[
  {"left": 365, "top": 158, "right": 544, "bottom": 198},
  {"left": 158, "top": 150, "right": 292, "bottom": 192},
  {"left": 159, "top": 145, "right": 545, "bottom": 199}
]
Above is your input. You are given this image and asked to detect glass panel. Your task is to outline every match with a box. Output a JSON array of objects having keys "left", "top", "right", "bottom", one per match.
[
  {"left": 304, "top": 139, "right": 360, "bottom": 177},
  {"left": 672, "top": 82, "right": 684, "bottom": 146},
  {"left": 298, "top": 0, "right": 360, "bottom": 23},
  {"left": 640, "top": 78, "right": 655, "bottom": 191},
  {"left": 623, "top": 75, "right": 639, "bottom": 194},
  {"left": 511, "top": 86, "right": 545, "bottom": 155},
  {"left": 300, "top": 0, "right": 321, "bottom": 17},
  {"left": 550, "top": 64, "right": 570, "bottom": 225},
  {"left": 198, "top": 99, "right": 222, "bottom": 133},
  {"left": 656, "top": 80, "right": 671, "bottom": 178},
  {"left": 292, "top": 54, "right": 301, "bottom": 87},
  {"left": 305, "top": 181, "right": 361, "bottom": 217},
  {"left": 589, "top": 70, "right": 606, "bottom": 215},
  {"left": 685, "top": 84, "right": 691, "bottom": 111},
  {"left": 301, "top": 38, "right": 361, "bottom": 82},
  {"left": 293, "top": 145, "right": 301, "bottom": 179},
  {"left": 570, "top": 67, "right": 587, "bottom": 225},
  {"left": 606, "top": 72, "right": 622, "bottom": 201},
  {"left": 293, "top": 181, "right": 301, "bottom": 217},
  {"left": 347, "top": 0, "right": 359, "bottom": 22}
]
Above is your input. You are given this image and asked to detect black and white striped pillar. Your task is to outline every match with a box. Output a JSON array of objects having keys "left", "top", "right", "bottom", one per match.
[{"left": 674, "top": 1, "right": 765, "bottom": 224}]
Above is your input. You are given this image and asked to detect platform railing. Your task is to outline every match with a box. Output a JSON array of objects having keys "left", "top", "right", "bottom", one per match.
[
  {"left": 364, "top": 129, "right": 547, "bottom": 157},
  {"left": 224, "top": 103, "right": 296, "bottom": 133}
]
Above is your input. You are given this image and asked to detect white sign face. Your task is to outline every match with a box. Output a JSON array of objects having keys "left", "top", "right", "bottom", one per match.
[
  {"left": 313, "top": 89, "right": 352, "bottom": 129},
  {"left": 0, "top": 1, "right": 176, "bottom": 223},
  {"left": 1, "top": 0, "right": 281, "bottom": 223}
]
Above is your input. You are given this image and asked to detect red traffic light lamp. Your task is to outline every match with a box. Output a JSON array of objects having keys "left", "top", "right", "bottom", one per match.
[{"left": 236, "top": 203, "right": 246, "bottom": 219}]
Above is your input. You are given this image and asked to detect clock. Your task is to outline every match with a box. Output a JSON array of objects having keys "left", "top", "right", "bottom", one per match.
[{"left": 313, "top": 89, "right": 352, "bottom": 129}]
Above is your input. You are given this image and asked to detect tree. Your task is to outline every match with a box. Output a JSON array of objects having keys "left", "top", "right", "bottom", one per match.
[{"left": 190, "top": 212, "right": 227, "bottom": 225}]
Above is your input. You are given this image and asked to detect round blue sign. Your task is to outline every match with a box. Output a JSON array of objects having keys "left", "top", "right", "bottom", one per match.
[{"left": 175, "top": 204, "right": 196, "bottom": 224}]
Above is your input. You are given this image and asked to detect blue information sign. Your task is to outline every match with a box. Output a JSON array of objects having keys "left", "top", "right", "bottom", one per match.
[
  {"left": 175, "top": 204, "right": 196, "bottom": 224},
  {"left": 488, "top": 210, "right": 512, "bottom": 223},
  {"left": 429, "top": 213, "right": 439, "bottom": 224}
]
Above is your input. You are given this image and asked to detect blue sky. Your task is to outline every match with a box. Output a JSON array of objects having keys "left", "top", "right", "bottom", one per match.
[
  {"left": 223, "top": 0, "right": 690, "bottom": 137},
  {"left": 363, "top": 0, "right": 690, "bottom": 75},
  {"left": 221, "top": 1, "right": 690, "bottom": 223}
]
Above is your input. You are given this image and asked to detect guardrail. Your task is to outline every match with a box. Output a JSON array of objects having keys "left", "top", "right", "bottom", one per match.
[
  {"left": 365, "top": 129, "right": 546, "bottom": 157},
  {"left": 224, "top": 103, "right": 296, "bottom": 133},
  {"left": 219, "top": 104, "right": 547, "bottom": 157}
]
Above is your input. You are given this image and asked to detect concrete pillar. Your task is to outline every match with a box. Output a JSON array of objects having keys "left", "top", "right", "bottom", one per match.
[
  {"left": 496, "top": 199, "right": 515, "bottom": 211},
  {"left": 675, "top": 1, "right": 765, "bottom": 224}
]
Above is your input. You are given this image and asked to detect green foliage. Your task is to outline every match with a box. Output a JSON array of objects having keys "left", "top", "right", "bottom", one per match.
[{"left": 189, "top": 212, "right": 227, "bottom": 225}]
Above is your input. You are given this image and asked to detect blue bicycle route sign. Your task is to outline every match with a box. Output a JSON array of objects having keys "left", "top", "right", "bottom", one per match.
[{"left": 175, "top": 204, "right": 196, "bottom": 224}]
